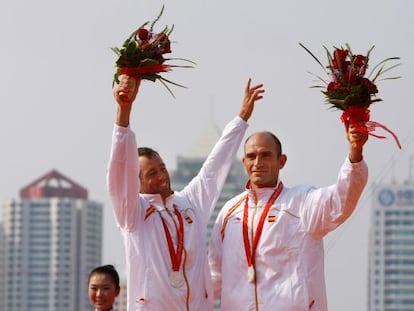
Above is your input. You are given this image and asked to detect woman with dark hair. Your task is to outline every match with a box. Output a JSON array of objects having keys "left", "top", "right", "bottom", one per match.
[{"left": 88, "top": 265, "right": 120, "bottom": 311}]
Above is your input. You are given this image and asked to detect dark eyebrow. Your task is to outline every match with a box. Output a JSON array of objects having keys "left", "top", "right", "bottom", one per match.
[{"left": 146, "top": 168, "right": 157, "bottom": 175}]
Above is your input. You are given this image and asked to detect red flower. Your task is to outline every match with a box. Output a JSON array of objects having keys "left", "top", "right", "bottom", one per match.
[
  {"left": 332, "top": 48, "right": 348, "bottom": 70},
  {"left": 137, "top": 28, "right": 149, "bottom": 40},
  {"left": 327, "top": 81, "right": 341, "bottom": 93},
  {"left": 346, "top": 68, "right": 359, "bottom": 84},
  {"left": 161, "top": 40, "right": 171, "bottom": 54},
  {"left": 353, "top": 54, "right": 366, "bottom": 67},
  {"left": 157, "top": 33, "right": 167, "bottom": 42},
  {"left": 361, "top": 78, "right": 378, "bottom": 94},
  {"left": 154, "top": 33, "right": 171, "bottom": 54}
]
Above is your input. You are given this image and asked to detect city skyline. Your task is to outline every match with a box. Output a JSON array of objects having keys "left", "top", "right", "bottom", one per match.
[{"left": 3, "top": 154, "right": 414, "bottom": 308}]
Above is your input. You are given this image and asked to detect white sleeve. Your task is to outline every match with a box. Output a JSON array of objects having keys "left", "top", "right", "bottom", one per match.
[
  {"left": 301, "top": 157, "right": 368, "bottom": 239},
  {"left": 183, "top": 116, "right": 248, "bottom": 221},
  {"left": 106, "top": 124, "right": 140, "bottom": 231}
]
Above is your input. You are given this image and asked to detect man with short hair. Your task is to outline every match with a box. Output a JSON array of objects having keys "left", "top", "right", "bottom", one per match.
[
  {"left": 209, "top": 124, "right": 368, "bottom": 310},
  {"left": 107, "top": 75, "right": 264, "bottom": 311}
]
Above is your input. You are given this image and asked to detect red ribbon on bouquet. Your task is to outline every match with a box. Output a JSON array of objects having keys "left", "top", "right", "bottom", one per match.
[
  {"left": 117, "top": 65, "right": 172, "bottom": 103},
  {"left": 118, "top": 65, "right": 171, "bottom": 77},
  {"left": 340, "top": 106, "right": 401, "bottom": 149}
]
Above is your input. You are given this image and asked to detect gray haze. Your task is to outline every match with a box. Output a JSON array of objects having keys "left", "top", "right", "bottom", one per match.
[{"left": 1, "top": 1, "right": 414, "bottom": 310}]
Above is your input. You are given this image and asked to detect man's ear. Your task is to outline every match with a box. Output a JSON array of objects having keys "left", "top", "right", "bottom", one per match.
[{"left": 279, "top": 154, "right": 287, "bottom": 169}]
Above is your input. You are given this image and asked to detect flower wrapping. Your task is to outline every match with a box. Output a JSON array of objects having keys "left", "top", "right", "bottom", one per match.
[
  {"left": 111, "top": 6, "right": 195, "bottom": 97},
  {"left": 300, "top": 43, "right": 401, "bottom": 149}
]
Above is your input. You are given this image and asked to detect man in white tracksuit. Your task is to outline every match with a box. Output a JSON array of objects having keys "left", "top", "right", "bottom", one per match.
[
  {"left": 107, "top": 75, "right": 264, "bottom": 310},
  {"left": 209, "top": 127, "right": 368, "bottom": 310}
]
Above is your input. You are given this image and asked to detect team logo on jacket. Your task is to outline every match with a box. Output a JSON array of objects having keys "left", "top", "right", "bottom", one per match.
[
  {"left": 268, "top": 215, "right": 276, "bottom": 222},
  {"left": 182, "top": 208, "right": 194, "bottom": 224},
  {"left": 268, "top": 208, "right": 278, "bottom": 223}
]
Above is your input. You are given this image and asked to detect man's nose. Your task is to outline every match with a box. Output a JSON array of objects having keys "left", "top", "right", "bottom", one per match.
[{"left": 158, "top": 171, "right": 168, "bottom": 181}]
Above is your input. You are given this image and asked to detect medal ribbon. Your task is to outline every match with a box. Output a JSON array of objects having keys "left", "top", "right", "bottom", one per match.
[
  {"left": 243, "top": 182, "right": 284, "bottom": 268},
  {"left": 160, "top": 206, "right": 184, "bottom": 272}
]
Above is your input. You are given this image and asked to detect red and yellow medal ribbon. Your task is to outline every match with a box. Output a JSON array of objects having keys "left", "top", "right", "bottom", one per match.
[
  {"left": 242, "top": 182, "right": 284, "bottom": 269},
  {"left": 160, "top": 206, "right": 184, "bottom": 272}
]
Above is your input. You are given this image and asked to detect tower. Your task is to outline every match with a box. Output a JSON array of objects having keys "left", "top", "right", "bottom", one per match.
[
  {"left": 368, "top": 182, "right": 414, "bottom": 310},
  {"left": 2, "top": 170, "right": 103, "bottom": 311}
]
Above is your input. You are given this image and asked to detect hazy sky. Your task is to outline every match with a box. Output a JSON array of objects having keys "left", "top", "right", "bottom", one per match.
[{"left": 1, "top": 0, "right": 414, "bottom": 309}]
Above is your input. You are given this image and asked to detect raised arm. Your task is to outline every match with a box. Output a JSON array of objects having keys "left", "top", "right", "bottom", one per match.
[
  {"left": 107, "top": 75, "right": 142, "bottom": 230},
  {"left": 239, "top": 78, "right": 265, "bottom": 121},
  {"left": 184, "top": 78, "right": 265, "bottom": 218},
  {"left": 301, "top": 122, "right": 369, "bottom": 239}
]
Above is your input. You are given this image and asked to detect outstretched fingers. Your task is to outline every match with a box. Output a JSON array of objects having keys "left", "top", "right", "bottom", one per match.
[
  {"left": 239, "top": 78, "right": 265, "bottom": 121},
  {"left": 245, "top": 78, "right": 265, "bottom": 101}
]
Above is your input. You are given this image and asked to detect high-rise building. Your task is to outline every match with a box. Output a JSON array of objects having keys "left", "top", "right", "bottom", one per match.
[
  {"left": 2, "top": 170, "right": 103, "bottom": 311},
  {"left": 368, "top": 182, "right": 414, "bottom": 310},
  {"left": 114, "top": 279, "right": 128, "bottom": 311},
  {"left": 0, "top": 219, "right": 5, "bottom": 306}
]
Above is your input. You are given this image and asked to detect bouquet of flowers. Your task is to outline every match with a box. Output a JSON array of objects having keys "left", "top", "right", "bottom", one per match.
[
  {"left": 300, "top": 43, "right": 401, "bottom": 148},
  {"left": 111, "top": 6, "right": 195, "bottom": 97}
]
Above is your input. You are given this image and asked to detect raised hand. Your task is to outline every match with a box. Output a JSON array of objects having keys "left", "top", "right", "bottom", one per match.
[
  {"left": 239, "top": 78, "right": 265, "bottom": 121},
  {"left": 346, "top": 123, "right": 368, "bottom": 163},
  {"left": 113, "top": 75, "right": 141, "bottom": 107},
  {"left": 113, "top": 75, "right": 142, "bottom": 127}
]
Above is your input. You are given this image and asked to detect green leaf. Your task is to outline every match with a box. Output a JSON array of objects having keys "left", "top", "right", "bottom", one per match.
[
  {"left": 159, "top": 78, "right": 176, "bottom": 98},
  {"left": 159, "top": 76, "right": 187, "bottom": 88},
  {"left": 125, "top": 41, "right": 138, "bottom": 57},
  {"left": 345, "top": 43, "right": 354, "bottom": 59},
  {"left": 164, "top": 57, "right": 197, "bottom": 65},
  {"left": 368, "top": 57, "right": 400, "bottom": 81},
  {"left": 111, "top": 47, "right": 121, "bottom": 56},
  {"left": 323, "top": 45, "right": 334, "bottom": 72},
  {"left": 167, "top": 24, "right": 175, "bottom": 36},
  {"left": 150, "top": 5, "right": 165, "bottom": 32},
  {"left": 365, "top": 45, "right": 375, "bottom": 60},
  {"left": 140, "top": 58, "right": 161, "bottom": 66},
  {"left": 299, "top": 43, "right": 328, "bottom": 74}
]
